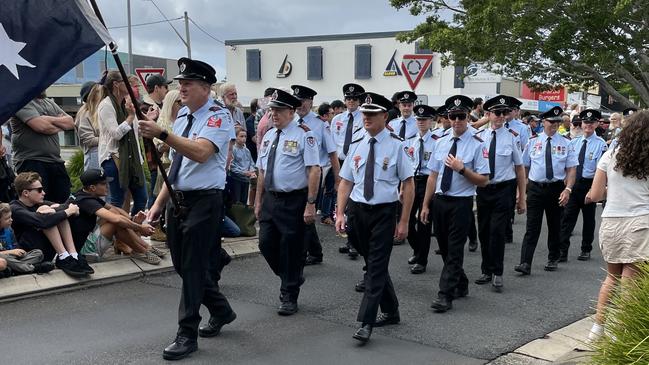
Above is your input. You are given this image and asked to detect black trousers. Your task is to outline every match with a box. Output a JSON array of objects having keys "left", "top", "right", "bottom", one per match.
[
  {"left": 558, "top": 178, "right": 596, "bottom": 256},
  {"left": 18, "top": 160, "right": 71, "bottom": 204},
  {"left": 166, "top": 190, "right": 232, "bottom": 339},
  {"left": 433, "top": 195, "right": 473, "bottom": 299},
  {"left": 408, "top": 176, "right": 433, "bottom": 266},
  {"left": 259, "top": 189, "right": 307, "bottom": 303},
  {"left": 477, "top": 180, "right": 516, "bottom": 276},
  {"left": 347, "top": 200, "right": 399, "bottom": 324},
  {"left": 520, "top": 181, "right": 565, "bottom": 264},
  {"left": 468, "top": 206, "right": 477, "bottom": 243},
  {"left": 305, "top": 167, "right": 323, "bottom": 259},
  {"left": 505, "top": 184, "right": 517, "bottom": 242}
]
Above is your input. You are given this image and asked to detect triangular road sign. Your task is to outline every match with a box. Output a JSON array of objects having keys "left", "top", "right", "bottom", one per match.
[
  {"left": 400, "top": 54, "right": 433, "bottom": 91},
  {"left": 134, "top": 68, "right": 165, "bottom": 86}
]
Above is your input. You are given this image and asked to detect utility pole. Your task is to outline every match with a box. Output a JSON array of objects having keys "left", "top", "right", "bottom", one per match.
[
  {"left": 127, "top": 0, "right": 133, "bottom": 73},
  {"left": 184, "top": 11, "right": 191, "bottom": 58}
]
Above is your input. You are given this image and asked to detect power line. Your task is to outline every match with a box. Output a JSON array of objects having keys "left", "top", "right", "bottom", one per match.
[
  {"left": 188, "top": 17, "right": 225, "bottom": 44},
  {"left": 108, "top": 17, "right": 183, "bottom": 30},
  {"left": 148, "top": 0, "right": 187, "bottom": 45}
]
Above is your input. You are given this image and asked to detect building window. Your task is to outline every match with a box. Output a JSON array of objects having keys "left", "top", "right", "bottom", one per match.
[
  {"left": 75, "top": 63, "right": 84, "bottom": 80},
  {"left": 307, "top": 46, "right": 323, "bottom": 80},
  {"left": 453, "top": 65, "right": 465, "bottom": 89},
  {"left": 246, "top": 49, "right": 261, "bottom": 81},
  {"left": 355, "top": 44, "right": 371, "bottom": 79},
  {"left": 415, "top": 42, "right": 433, "bottom": 78}
]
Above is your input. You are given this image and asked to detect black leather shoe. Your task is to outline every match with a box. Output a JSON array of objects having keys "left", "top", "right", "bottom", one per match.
[
  {"left": 514, "top": 263, "right": 531, "bottom": 275},
  {"left": 162, "top": 336, "right": 197, "bottom": 360},
  {"left": 544, "top": 260, "right": 558, "bottom": 271},
  {"left": 352, "top": 324, "right": 373, "bottom": 343},
  {"left": 492, "top": 275, "right": 503, "bottom": 292},
  {"left": 338, "top": 245, "right": 350, "bottom": 254},
  {"left": 304, "top": 255, "right": 323, "bottom": 266},
  {"left": 474, "top": 274, "right": 492, "bottom": 285},
  {"left": 407, "top": 255, "right": 418, "bottom": 265},
  {"left": 354, "top": 279, "right": 365, "bottom": 292},
  {"left": 468, "top": 241, "right": 478, "bottom": 252},
  {"left": 410, "top": 264, "right": 426, "bottom": 274},
  {"left": 198, "top": 311, "right": 237, "bottom": 338},
  {"left": 431, "top": 297, "right": 453, "bottom": 313},
  {"left": 348, "top": 248, "right": 359, "bottom": 260},
  {"left": 393, "top": 239, "right": 405, "bottom": 245},
  {"left": 374, "top": 311, "right": 400, "bottom": 327},
  {"left": 558, "top": 252, "right": 568, "bottom": 263},
  {"left": 453, "top": 287, "right": 468, "bottom": 298},
  {"left": 577, "top": 251, "right": 591, "bottom": 261},
  {"left": 277, "top": 301, "right": 298, "bottom": 316}
]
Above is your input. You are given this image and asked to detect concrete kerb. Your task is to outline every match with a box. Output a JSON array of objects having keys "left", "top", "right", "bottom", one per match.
[{"left": 0, "top": 236, "right": 260, "bottom": 304}]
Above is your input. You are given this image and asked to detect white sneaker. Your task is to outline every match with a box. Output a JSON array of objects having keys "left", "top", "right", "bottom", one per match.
[{"left": 587, "top": 323, "right": 604, "bottom": 343}]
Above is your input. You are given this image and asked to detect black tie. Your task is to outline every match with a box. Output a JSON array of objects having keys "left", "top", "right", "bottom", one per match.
[
  {"left": 364, "top": 138, "right": 376, "bottom": 201},
  {"left": 343, "top": 113, "right": 354, "bottom": 155},
  {"left": 168, "top": 114, "right": 194, "bottom": 185},
  {"left": 489, "top": 130, "right": 496, "bottom": 180},
  {"left": 545, "top": 137, "right": 554, "bottom": 181},
  {"left": 440, "top": 137, "right": 459, "bottom": 193},
  {"left": 264, "top": 129, "right": 282, "bottom": 191},
  {"left": 416, "top": 137, "right": 424, "bottom": 176},
  {"left": 399, "top": 119, "right": 407, "bottom": 139},
  {"left": 577, "top": 139, "right": 587, "bottom": 179}
]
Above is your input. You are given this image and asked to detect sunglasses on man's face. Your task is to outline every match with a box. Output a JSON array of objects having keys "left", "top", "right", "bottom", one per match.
[
  {"left": 27, "top": 187, "right": 44, "bottom": 193},
  {"left": 448, "top": 113, "right": 467, "bottom": 121},
  {"left": 344, "top": 97, "right": 359, "bottom": 101},
  {"left": 493, "top": 110, "right": 511, "bottom": 117}
]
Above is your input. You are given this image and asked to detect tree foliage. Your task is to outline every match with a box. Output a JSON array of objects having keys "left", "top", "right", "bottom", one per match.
[{"left": 391, "top": 0, "right": 649, "bottom": 108}]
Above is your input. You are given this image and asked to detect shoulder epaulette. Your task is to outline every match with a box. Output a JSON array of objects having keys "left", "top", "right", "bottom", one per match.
[
  {"left": 386, "top": 124, "right": 394, "bottom": 132},
  {"left": 209, "top": 105, "right": 222, "bottom": 112},
  {"left": 353, "top": 126, "right": 364, "bottom": 134},
  {"left": 390, "top": 133, "right": 404, "bottom": 141},
  {"left": 431, "top": 134, "right": 441, "bottom": 140},
  {"left": 440, "top": 132, "right": 449, "bottom": 139},
  {"left": 475, "top": 129, "right": 485, "bottom": 135},
  {"left": 406, "top": 133, "right": 417, "bottom": 140},
  {"left": 529, "top": 134, "right": 539, "bottom": 139},
  {"left": 177, "top": 112, "right": 188, "bottom": 119},
  {"left": 298, "top": 123, "right": 311, "bottom": 132},
  {"left": 431, "top": 127, "right": 440, "bottom": 132},
  {"left": 473, "top": 134, "right": 484, "bottom": 143},
  {"left": 351, "top": 137, "right": 364, "bottom": 144},
  {"left": 508, "top": 128, "right": 519, "bottom": 137},
  {"left": 562, "top": 134, "right": 571, "bottom": 140}
]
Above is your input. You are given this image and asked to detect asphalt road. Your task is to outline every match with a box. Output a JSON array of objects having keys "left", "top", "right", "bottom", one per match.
[{"left": 0, "top": 207, "right": 604, "bottom": 364}]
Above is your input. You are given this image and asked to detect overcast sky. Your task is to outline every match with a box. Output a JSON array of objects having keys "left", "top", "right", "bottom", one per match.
[{"left": 96, "top": 0, "right": 427, "bottom": 80}]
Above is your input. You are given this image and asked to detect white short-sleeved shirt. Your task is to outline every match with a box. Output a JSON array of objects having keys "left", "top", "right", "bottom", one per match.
[{"left": 598, "top": 149, "right": 649, "bottom": 218}]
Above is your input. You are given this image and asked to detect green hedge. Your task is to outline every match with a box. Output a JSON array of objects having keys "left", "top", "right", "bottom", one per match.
[{"left": 67, "top": 149, "right": 84, "bottom": 192}]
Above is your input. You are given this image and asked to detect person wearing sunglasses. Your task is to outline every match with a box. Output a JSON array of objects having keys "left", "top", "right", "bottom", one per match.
[
  {"left": 556, "top": 109, "right": 608, "bottom": 263},
  {"left": 420, "top": 95, "right": 490, "bottom": 313},
  {"left": 516, "top": 106, "right": 578, "bottom": 275},
  {"left": 331, "top": 83, "right": 366, "bottom": 260},
  {"left": 473, "top": 96, "right": 527, "bottom": 292},
  {"left": 335, "top": 92, "right": 414, "bottom": 343}
]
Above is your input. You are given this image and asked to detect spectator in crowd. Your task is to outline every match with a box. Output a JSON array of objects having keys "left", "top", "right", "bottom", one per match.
[
  {"left": 70, "top": 169, "right": 162, "bottom": 265},
  {"left": 228, "top": 127, "right": 256, "bottom": 205},
  {"left": 586, "top": 110, "right": 649, "bottom": 342},
  {"left": 317, "top": 103, "right": 334, "bottom": 124},
  {"left": 0, "top": 256, "right": 8, "bottom": 278},
  {"left": 387, "top": 92, "right": 401, "bottom": 121},
  {"left": 470, "top": 97, "right": 484, "bottom": 122},
  {"left": 127, "top": 75, "right": 143, "bottom": 103},
  {"left": 605, "top": 112, "right": 623, "bottom": 143},
  {"left": 222, "top": 216, "right": 241, "bottom": 238},
  {"left": 330, "top": 99, "right": 345, "bottom": 117},
  {"left": 10, "top": 172, "right": 92, "bottom": 277},
  {"left": 317, "top": 102, "right": 336, "bottom": 224},
  {"left": 220, "top": 83, "right": 246, "bottom": 130},
  {"left": 255, "top": 88, "right": 275, "bottom": 154},
  {"left": 11, "top": 91, "right": 74, "bottom": 203},
  {"left": 76, "top": 82, "right": 102, "bottom": 171},
  {"left": 246, "top": 98, "right": 258, "bottom": 161},
  {"left": 0, "top": 202, "right": 55, "bottom": 275},
  {"left": 1, "top": 121, "right": 11, "bottom": 167},
  {"left": 570, "top": 116, "right": 583, "bottom": 139},
  {"left": 143, "top": 75, "right": 170, "bottom": 115},
  {"left": 558, "top": 114, "right": 571, "bottom": 136},
  {"left": 97, "top": 71, "right": 148, "bottom": 216}
]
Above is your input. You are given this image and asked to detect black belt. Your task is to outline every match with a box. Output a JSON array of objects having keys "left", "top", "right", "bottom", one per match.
[
  {"left": 482, "top": 179, "right": 516, "bottom": 190},
  {"left": 175, "top": 189, "right": 221, "bottom": 201},
  {"left": 414, "top": 174, "right": 429, "bottom": 181},
  {"left": 266, "top": 188, "right": 307, "bottom": 198},
  {"left": 350, "top": 200, "right": 397, "bottom": 210},
  {"left": 530, "top": 180, "right": 564, "bottom": 188},
  {"left": 435, "top": 194, "right": 473, "bottom": 201}
]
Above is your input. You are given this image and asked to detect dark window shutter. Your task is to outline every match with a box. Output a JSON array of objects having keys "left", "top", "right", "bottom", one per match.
[
  {"left": 355, "top": 44, "right": 372, "bottom": 79},
  {"left": 307, "top": 46, "right": 323, "bottom": 80},
  {"left": 246, "top": 49, "right": 261, "bottom": 81},
  {"left": 453, "top": 65, "right": 465, "bottom": 89},
  {"left": 415, "top": 41, "right": 433, "bottom": 78}
]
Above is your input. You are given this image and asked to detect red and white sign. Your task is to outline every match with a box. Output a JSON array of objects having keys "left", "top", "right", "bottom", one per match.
[
  {"left": 400, "top": 54, "right": 433, "bottom": 91},
  {"left": 522, "top": 83, "right": 566, "bottom": 102},
  {"left": 134, "top": 68, "right": 165, "bottom": 86}
]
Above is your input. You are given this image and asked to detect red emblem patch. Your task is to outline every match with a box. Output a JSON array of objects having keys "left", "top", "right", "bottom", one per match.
[
  {"left": 207, "top": 116, "right": 222, "bottom": 128},
  {"left": 482, "top": 148, "right": 489, "bottom": 158},
  {"left": 353, "top": 155, "right": 361, "bottom": 169}
]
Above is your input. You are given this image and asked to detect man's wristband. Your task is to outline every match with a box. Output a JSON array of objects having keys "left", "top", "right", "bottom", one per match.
[
  {"left": 564, "top": 187, "right": 572, "bottom": 193},
  {"left": 307, "top": 196, "right": 317, "bottom": 204},
  {"left": 458, "top": 167, "right": 466, "bottom": 175},
  {"left": 158, "top": 130, "right": 169, "bottom": 141}
]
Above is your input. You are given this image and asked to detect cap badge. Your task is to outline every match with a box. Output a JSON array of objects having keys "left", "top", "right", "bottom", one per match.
[
  {"left": 271, "top": 90, "right": 278, "bottom": 100},
  {"left": 586, "top": 112, "right": 592, "bottom": 118},
  {"left": 365, "top": 94, "right": 372, "bottom": 104},
  {"left": 454, "top": 99, "right": 461, "bottom": 106},
  {"left": 554, "top": 109, "right": 560, "bottom": 115},
  {"left": 180, "top": 62, "right": 186, "bottom": 72},
  {"left": 499, "top": 98, "right": 506, "bottom": 105},
  {"left": 629, "top": 110, "right": 635, "bottom": 115},
  {"left": 349, "top": 86, "right": 355, "bottom": 92},
  {"left": 418, "top": 107, "right": 424, "bottom": 114},
  {"left": 404, "top": 93, "right": 410, "bottom": 99},
  {"left": 295, "top": 87, "right": 300, "bottom": 94}
]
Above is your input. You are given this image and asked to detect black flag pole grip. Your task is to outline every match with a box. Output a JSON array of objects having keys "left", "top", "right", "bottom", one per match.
[{"left": 87, "top": 0, "right": 182, "bottom": 215}]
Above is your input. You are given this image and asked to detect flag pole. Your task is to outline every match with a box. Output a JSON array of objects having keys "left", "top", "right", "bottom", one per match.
[{"left": 87, "top": 0, "right": 182, "bottom": 215}]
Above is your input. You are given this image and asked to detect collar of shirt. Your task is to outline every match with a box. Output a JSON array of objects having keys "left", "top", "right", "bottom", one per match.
[
  {"left": 278, "top": 119, "right": 299, "bottom": 134},
  {"left": 418, "top": 130, "right": 432, "bottom": 142},
  {"left": 177, "top": 99, "right": 213, "bottom": 123},
  {"left": 454, "top": 128, "right": 474, "bottom": 142},
  {"left": 367, "top": 128, "right": 390, "bottom": 145}
]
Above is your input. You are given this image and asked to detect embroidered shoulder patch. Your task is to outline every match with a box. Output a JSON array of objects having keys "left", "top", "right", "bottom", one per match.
[{"left": 207, "top": 116, "right": 222, "bottom": 128}]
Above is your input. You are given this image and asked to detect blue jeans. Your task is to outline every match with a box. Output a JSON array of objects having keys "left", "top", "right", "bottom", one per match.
[
  {"left": 101, "top": 158, "right": 148, "bottom": 216},
  {"left": 147, "top": 169, "right": 157, "bottom": 208},
  {"left": 84, "top": 147, "right": 99, "bottom": 171},
  {"left": 222, "top": 216, "right": 241, "bottom": 237}
]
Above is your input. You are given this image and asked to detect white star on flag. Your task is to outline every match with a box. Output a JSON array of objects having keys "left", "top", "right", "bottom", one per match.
[{"left": 0, "top": 22, "right": 35, "bottom": 79}]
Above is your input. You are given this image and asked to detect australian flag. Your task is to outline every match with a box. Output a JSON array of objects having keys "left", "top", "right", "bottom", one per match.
[{"left": 0, "top": 0, "right": 111, "bottom": 122}]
